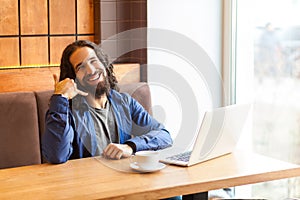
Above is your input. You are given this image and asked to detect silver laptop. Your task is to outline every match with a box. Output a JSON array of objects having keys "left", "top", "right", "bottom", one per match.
[{"left": 159, "top": 104, "right": 251, "bottom": 167}]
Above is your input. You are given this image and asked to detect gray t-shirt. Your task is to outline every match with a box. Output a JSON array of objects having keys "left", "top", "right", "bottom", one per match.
[{"left": 88, "top": 101, "right": 119, "bottom": 155}]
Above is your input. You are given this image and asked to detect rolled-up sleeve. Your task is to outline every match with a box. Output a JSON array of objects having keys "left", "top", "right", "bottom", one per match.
[{"left": 126, "top": 95, "right": 173, "bottom": 151}]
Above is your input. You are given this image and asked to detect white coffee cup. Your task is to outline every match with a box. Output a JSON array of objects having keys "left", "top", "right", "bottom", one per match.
[{"left": 130, "top": 151, "right": 160, "bottom": 170}]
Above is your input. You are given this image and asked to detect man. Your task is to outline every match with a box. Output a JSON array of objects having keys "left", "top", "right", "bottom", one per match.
[{"left": 42, "top": 40, "right": 173, "bottom": 163}]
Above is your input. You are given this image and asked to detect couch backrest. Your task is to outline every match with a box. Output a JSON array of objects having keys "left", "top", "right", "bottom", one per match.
[
  {"left": 0, "top": 92, "right": 41, "bottom": 169},
  {"left": 36, "top": 83, "right": 152, "bottom": 163},
  {"left": 119, "top": 82, "right": 152, "bottom": 115},
  {"left": 35, "top": 83, "right": 153, "bottom": 139},
  {"left": 35, "top": 90, "right": 54, "bottom": 142}
]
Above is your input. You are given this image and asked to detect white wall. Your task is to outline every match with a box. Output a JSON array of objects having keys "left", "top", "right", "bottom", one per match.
[
  {"left": 147, "top": 0, "right": 223, "bottom": 144},
  {"left": 148, "top": 0, "right": 222, "bottom": 65}
]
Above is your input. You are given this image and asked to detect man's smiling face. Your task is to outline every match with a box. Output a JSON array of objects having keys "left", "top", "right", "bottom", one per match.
[{"left": 70, "top": 46, "right": 108, "bottom": 94}]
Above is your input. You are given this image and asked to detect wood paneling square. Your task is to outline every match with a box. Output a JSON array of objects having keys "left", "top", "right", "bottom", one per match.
[
  {"left": 21, "top": 37, "right": 48, "bottom": 66},
  {"left": 77, "top": 36, "right": 95, "bottom": 42},
  {"left": 77, "top": 0, "right": 94, "bottom": 34},
  {"left": 49, "top": 0, "right": 75, "bottom": 34},
  {"left": 0, "top": 0, "right": 18, "bottom": 35},
  {"left": 50, "top": 37, "right": 75, "bottom": 65},
  {"left": 0, "top": 38, "right": 19, "bottom": 67},
  {"left": 20, "top": 0, "right": 47, "bottom": 34}
]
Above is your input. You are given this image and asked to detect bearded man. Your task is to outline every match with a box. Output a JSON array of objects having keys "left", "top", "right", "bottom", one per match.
[{"left": 42, "top": 40, "right": 172, "bottom": 163}]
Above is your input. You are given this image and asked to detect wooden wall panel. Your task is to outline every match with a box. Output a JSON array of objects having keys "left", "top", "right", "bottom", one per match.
[
  {"left": 20, "top": 0, "right": 48, "bottom": 34},
  {"left": 0, "top": 0, "right": 144, "bottom": 92},
  {"left": 77, "top": 36, "right": 95, "bottom": 42},
  {"left": 0, "top": 38, "right": 19, "bottom": 67},
  {"left": 0, "top": 64, "right": 139, "bottom": 93},
  {"left": 49, "top": 0, "right": 75, "bottom": 34},
  {"left": 0, "top": 67, "right": 59, "bottom": 93},
  {"left": 1, "top": 0, "right": 95, "bottom": 70},
  {"left": 21, "top": 37, "right": 48, "bottom": 66},
  {"left": 50, "top": 37, "right": 76, "bottom": 64},
  {"left": 77, "top": 0, "right": 94, "bottom": 34},
  {"left": 113, "top": 63, "right": 140, "bottom": 84},
  {"left": 0, "top": 0, "right": 18, "bottom": 35}
]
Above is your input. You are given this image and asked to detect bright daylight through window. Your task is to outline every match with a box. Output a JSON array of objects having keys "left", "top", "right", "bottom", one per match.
[{"left": 236, "top": 0, "right": 300, "bottom": 198}]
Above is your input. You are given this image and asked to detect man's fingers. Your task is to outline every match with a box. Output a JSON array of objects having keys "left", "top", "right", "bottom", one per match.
[
  {"left": 74, "top": 84, "right": 88, "bottom": 96},
  {"left": 103, "top": 145, "right": 114, "bottom": 156},
  {"left": 115, "top": 151, "right": 123, "bottom": 159},
  {"left": 75, "top": 88, "right": 88, "bottom": 96},
  {"left": 108, "top": 149, "right": 122, "bottom": 160},
  {"left": 103, "top": 144, "right": 123, "bottom": 159}
]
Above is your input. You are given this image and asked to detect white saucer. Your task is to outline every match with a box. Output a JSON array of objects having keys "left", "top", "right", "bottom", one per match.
[{"left": 130, "top": 162, "right": 166, "bottom": 173}]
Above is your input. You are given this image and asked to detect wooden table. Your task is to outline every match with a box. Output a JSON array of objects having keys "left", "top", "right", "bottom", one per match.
[{"left": 1, "top": 151, "right": 300, "bottom": 199}]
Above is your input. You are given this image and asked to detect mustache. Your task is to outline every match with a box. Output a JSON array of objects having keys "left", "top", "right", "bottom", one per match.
[{"left": 83, "top": 69, "right": 104, "bottom": 80}]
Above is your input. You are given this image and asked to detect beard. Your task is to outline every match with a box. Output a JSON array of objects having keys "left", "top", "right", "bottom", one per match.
[
  {"left": 78, "top": 70, "right": 111, "bottom": 98},
  {"left": 94, "top": 77, "right": 110, "bottom": 98}
]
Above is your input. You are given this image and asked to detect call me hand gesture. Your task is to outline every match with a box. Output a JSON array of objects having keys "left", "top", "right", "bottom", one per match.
[{"left": 53, "top": 74, "right": 88, "bottom": 99}]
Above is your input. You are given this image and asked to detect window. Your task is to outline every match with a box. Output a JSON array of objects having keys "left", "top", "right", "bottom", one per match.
[{"left": 235, "top": 0, "right": 300, "bottom": 198}]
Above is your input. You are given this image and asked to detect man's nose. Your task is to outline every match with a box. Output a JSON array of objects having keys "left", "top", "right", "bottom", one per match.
[{"left": 84, "top": 62, "right": 96, "bottom": 74}]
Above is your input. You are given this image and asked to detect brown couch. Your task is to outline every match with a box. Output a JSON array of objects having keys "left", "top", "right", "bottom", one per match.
[{"left": 0, "top": 82, "right": 152, "bottom": 169}]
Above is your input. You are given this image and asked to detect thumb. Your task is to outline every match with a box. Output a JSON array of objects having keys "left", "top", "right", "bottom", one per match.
[{"left": 53, "top": 74, "right": 59, "bottom": 85}]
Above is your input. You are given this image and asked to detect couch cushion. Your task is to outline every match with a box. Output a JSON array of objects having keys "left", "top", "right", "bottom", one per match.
[{"left": 0, "top": 92, "right": 41, "bottom": 169}]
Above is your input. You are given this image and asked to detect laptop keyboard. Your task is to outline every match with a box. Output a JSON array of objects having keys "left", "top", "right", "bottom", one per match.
[{"left": 166, "top": 151, "right": 192, "bottom": 162}]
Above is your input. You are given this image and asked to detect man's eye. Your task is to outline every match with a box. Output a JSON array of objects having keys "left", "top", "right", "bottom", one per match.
[{"left": 77, "top": 65, "right": 84, "bottom": 71}]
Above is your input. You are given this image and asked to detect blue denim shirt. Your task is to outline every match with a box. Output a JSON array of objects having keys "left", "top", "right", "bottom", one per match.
[{"left": 42, "top": 89, "right": 173, "bottom": 163}]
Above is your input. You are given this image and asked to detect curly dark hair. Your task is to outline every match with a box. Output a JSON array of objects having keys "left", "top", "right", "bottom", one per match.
[{"left": 59, "top": 40, "right": 118, "bottom": 90}]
